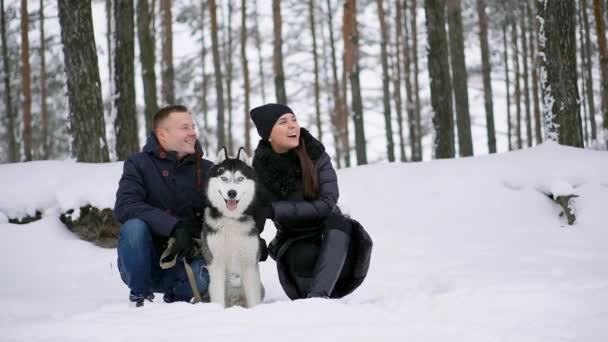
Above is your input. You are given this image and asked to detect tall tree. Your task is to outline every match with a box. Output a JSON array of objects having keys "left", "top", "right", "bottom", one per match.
[
  {"left": 476, "top": 0, "right": 496, "bottom": 153},
  {"left": 376, "top": 0, "right": 395, "bottom": 162},
  {"left": 327, "top": 0, "right": 344, "bottom": 167},
  {"left": 424, "top": 0, "right": 455, "bottom": 159},
  {"left": 40, "top": 0, "right": 49, "bottom": 159},
  {"left": 209, "top": 0, "right": 225, "bottom": 149},
  {"left": 402, "top": 0, "right": 417, "bottom": 162},
  {"left": 578, "top": 2, "right": 590, "bottom": 145},
  {"left": 309, "top": 0, "right": 322, "bottom": 143},
  {"left": 538, "top": 0, "right": 583, "bottom": 147},
  {"left": 160, "top": 0, "right": 175, "bottom": 104},
  {"left": 344, "top": 0, "right": 367, "bottom": 164},
  {"left": 225, "top": 0, "right": 234, "bottom": 153},
  {"left": 1, "top": 0, "right": 17, "bottom": 162},
  {"left": 593, "top": 0, "right": 608, "bottom": 148},
  {"left": 241, "top": 0, "right": 252, "bottom": 154},
  {"left": 394, "top": 0, "right": 407, "bottom": 162},
  {"left": 512, "top": 17, "right": 522, "bottom": 149},
  {"left": 502, "top": 18, "right": 512, "bottom": 151},
  {"left": 58, "top": 0, "right": 110, "bottom": 162},
  {"left": 581, "top": 0, "right": 597, "bottom": 141},
  {"left": 272, "top": 0, "right": 287, "bottom": 104},
  {"left": 520, "top": 1, "right": 532, "bottom": 147},
  {"left": 20, "top": 0, "right": 32, "bottom": 161},
  {"left": 105, "top": 0, "right": 112, "bottom": 122},
  {"left": 447, "top": 0, "right": 473, "bottom": 157},
  {"left": 253, "top": 0, "right": 266, "bottom": 104},
  {"left": 410, "top": 0, "right": 422, "bottom": 161},
  {"left": 528, "top": 0, "right": 542, "bottom": 144},
  {"left": 137, "top": 0, "right": 159, "bottom": 132},
  {"left": 114, "top": 0, "right": 139, "bottom": 160}
]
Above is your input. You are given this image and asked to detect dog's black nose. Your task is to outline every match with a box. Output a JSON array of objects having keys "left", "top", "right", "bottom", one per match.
[{"left": 227, "top": 190, "right": 237, "bottom": 199}]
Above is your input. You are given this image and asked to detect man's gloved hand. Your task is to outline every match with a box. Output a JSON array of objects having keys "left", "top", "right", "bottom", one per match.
[
  {"left": 161, "top": 221, "right": 196, "bottom": 263},
  {"left": 258, "top": 236, "right": 268, "bottom": 262},
  {"left": 255, "top": 205, "right": 274, "bottom": 232}
]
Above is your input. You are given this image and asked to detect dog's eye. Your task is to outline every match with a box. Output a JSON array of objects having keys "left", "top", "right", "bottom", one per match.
[
  {"left": 221, "top": 177, "right": 228, "bottom": 182},
  {"left": 237, "top": 177, "right": 244, "bottom": 182},
  {"left": 217, "top": 167, "right": 224, "bottom": 175}
]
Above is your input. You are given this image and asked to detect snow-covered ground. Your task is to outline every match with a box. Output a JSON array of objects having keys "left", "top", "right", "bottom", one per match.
[{"left": 1, "top": 142, "right": 607, "bottom": 342}]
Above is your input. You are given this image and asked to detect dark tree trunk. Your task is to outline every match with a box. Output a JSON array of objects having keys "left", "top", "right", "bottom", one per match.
[
  {"left": 241, "top": 0, "right": 252, "bottom": 154},
  {"left": 137, "top": 0, "right": 158, "bottom": 133},
  {"left": 209, "top": 0, "right": 225, "bottom": 149},
  {"left": 106, "top": 0, "right": 112, "bottom": 123},
  {"left": 114, "top": 0, "right": 139, "bottom": 160},
  {"left": 58, "top": 0, "right": 110, "bottom": 162},
  {"left": 512, "top": 18, "right": 522, "bottom": 149},
  {"left": 593, "top": 0, "right": 608, "bottom": 148},
  {"left": 309, "top": 0, "right": 323, "bottom": 143},
  {"left": 447, "top": 0, "right": 473, "bottom": 157},
  {"left": 520, "top": 1, "right": 532, "bottom": 147},
  {"left": 1, "top": 0, "right": 17, "bottom": 162},
  {"left": 402, "top": 0, "right": 417, "bottom": 162},
  {"left": 528, "top": 0, "right": 542, "bottom": 144},
  {"left": 40, "top": 0, "right": 49, "bottom": 159},
  {"left": 21, "top": 0, "right": 32, "bottom": 161},
  {"left": 160, "top": 0, "right": 175, "bottom": 104},
  {"left": 411, "top": 0, "right": 422, "bottom": 161},
  {"left": 200, "top": 1, "right": 208, "bottom": 139},
  {"left": 272, "top": 0, "right": 287, "bottom": 104},
  {"left": 476, "top": 0, "right": 496, "bottom": 153},
  {"left": 225, "top": 0, "right": 234, "bottom": 153},
  {"left": 394, "top": 0, "right": 407, "bottom": 162},
  {"left": 502, "top": 21, "right": 512, "bottom": 151},
  {"left": 376, "top": 0, "right": 395, "bottom": 162},
  {"left": 327, "top": 0, "right": 343, "bottom": 168},
  {"left": 581, "top": 0, "right": 597, "bottom": 141},
  {"left": 253, "top": 0, "right": 267, "bottom": 104},
  {"left": 318, "top": 2, "right": 335, "bottom": 165},
  {"left": 578, "top": 3, "right": 590, "bottom": 146},
  {"left": 424, "top": 0, "right": 455, "bottom": 159},
  {"left": 539, "top": 0, "right": 583, "bottom": 147}
]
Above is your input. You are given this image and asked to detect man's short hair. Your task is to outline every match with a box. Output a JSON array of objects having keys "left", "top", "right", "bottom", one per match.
[{"left": 152, "top": 105, "right": 189, "bottom": 129}]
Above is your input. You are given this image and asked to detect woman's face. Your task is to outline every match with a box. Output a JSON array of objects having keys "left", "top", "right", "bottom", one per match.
[{"left": 269, "top": 113, "right": 300, "bottom": 153}]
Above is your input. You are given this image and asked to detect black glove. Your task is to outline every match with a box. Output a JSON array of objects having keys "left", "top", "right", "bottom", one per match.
[
  {"left": 161, "top": 222, "right": 196, "bottom": 263},
  {"left": 255, "top": 205, "right": 274, "bottom": 232},
  {"left": 258, "top": 236, "right": 268, "bottom": 262}
]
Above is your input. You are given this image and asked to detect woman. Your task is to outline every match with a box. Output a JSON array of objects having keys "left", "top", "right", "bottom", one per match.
[{"left": 250, "top": 103, "right": 372, "bottom": 299}]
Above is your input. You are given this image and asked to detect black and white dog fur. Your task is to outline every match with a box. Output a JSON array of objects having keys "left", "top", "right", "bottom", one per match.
[{"left": 201, "top": 147, "right": 264, "bottom": 308}]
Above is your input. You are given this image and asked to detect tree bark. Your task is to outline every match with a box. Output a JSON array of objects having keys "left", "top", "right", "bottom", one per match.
[
  {"left": 272, "top": 0, "right": 287, "bottom": 104},
  {"left": 225, "top": 0, "right": 234, "bottom": 153},
  {"left": 476, "top": 0, "right": 496, "bottom": 153},
  {"left": 538, "top": 0, "right": 583, "bottom": 147},
  {"left": 394, "top": 0, "right": 407, "bottom": 162},
  {"left": 200, "top": 1, "right": 209, "bottom": 152},
  {"left": 241, "top": 0, "right": 252, "bottom": 154},
  {"left": 160, "top": 0, "right": 175, "bottom": 104},
  {"left": 578, "top": 3, "right": 590, "bottom": 146},
  {"left": 137, "top": 0, "right": 158, "bottom": 133},
  {"left": 40, "top": 0, "right": 49, "bottom": 159},
  {"left": 253, "top": 0, "right": 267, "bottom": 104},
  {"left": 581, "top": 0, "right": 597, "bottom": 141},
  {"left": 520, "top": 1, "right": 532, "bottom": 147},
  {"left": 327, "top": 0, "right": 343, "bottom": 168},
  {"left": 309, "top": 0, "right": 323, "bottom": 143},
  {"left": 512, "top": 18, "right": 522, "bottom": 149},
  {"left": 209, "top": 0, "right": 225, "bottom": 149},
  {"left": 21, "top": 0, "right": 32, "bottom": 161},
  {"left": 58, "top": 0, "right": 110, "bottom": 162},
  {"left": 502, "top": 20, "right": 512, "bottom": 151},
  {"left": 447, "top": 0, "right": 473, "bottom": 157},
  {"left": 528, "top": 0, "right": 542, "bottom": 144},
  {"left": 411, "top": 0, "right": 422, "bottom": 161},
  {"left": 1, "top": 0, "right": 17, "bottom": 162},
  {"left": 425, "top": 0, "right": 455, "bottom": 159},
  {"left": 376, "top": 0, "right": 395, "bottom": 162},
  {"left": 593, "top": 0, "right": 608, "bottom": 148},
  {"left": 106, "top": 0, "right": 112, "bottom": 124},
  {"left": 402, "top": 0, "right": 417, "bottom": 162},
  {"left": 344, "top": 0, "right": 366, "bottom": 165}
]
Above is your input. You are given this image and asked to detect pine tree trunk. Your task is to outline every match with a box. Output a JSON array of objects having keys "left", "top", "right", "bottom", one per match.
[
  {"left": 309, "top": 0, "right": 323, "bottom": 143},
  {"left": 318, "top": 4, "right": 336, "bottom": 165},
  {"left": 394, "top": 0, "right": 407, "bottom": 162},
  {"left": 160, "top": 0, "right": 175, "bottom": 105},
  {"left": 225, "top": 0, "right": 234, "bottom": 153},
  {"left": 476, "top": 0, "right": 496, "bottom": 153},
  {"left": 209, "top": 0, "right": 225, "bottom": 149},
  {"left": 425, "top": 0, "right": 455, "bottom": 159},
  {"left": 39, "top": 0, "right": 49, "bottom": 159},
  {"left": 200, "top": 1, "right": 208, "bottom": 137},
  {"left": 344, "top": 0, "right": 366, "bottom": 165},
  {"left": 538, "top": 0, "right": 583, "bottom": 147},
  {"left": 272, "top": 0, "right": 287, "bottom": 104},
  {"left": 106, "top": 0, "right": 112, "bottom": 123},
  {"left": 520, "top": 1, "right": 532, "bottom": 147},
  {"left": 241, "top": 0, "right": 252, "bottom": 154},
  {"left": 137, "top": 0, "right": 158, "bottom": 133},
  {"left": 503, "top": 21, "right": 512, "bottom": 151},
  {"left": 581, "top": 0, "right": 597, "bottom": 141},
  {"left": 327, "top": 0, "right": 343, "bottom": 168},
  {"left": 528, "top": 0, "right": 542, "bottom": 144},
  {"left": 402, "top": 0, "right": 417, "bottom": 162},
  {"left": 411, "top": 0, "right": 422, "bottom": 161},
  {"left": 376, "top": 0, "right": 395, "bottom": 162},
  {"left": 512, "top": 18, "right": 522, "bottom": 149},
  {"left": 1, "top": 0, "right": 17, "bottom": 162},
  {"left": 447, "top": 0, "right": 473, "bottom": 157},
  {"left": 21, "top": 0, "right": 32, "bottom": 161},
  {"left": 253, "top": 0, "right": 267, "bottom": 104},
  {"left": 578, "top": 3, "right": 590, "bottom": 146},
  {"left": 114, "top": 0, "right": 139, "bottom": 160},
  {"left": 58, "top": 0, "right": 110, "bottom": 162},
  {"left": 593, "top": 0, "right": 608, "bottom": 148}
]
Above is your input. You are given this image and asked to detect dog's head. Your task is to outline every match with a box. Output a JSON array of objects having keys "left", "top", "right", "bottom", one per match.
[{"left": 206, "top": 147, "right": 257, "bottom": 217}]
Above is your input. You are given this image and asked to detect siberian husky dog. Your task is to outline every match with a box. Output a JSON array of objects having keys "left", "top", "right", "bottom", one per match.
[{"left": 201, "top": 147, "right": 264, "bottom": 308}]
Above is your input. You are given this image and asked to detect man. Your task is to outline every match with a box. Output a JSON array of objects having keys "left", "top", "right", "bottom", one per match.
[{"left": 114, "top": 105, "right": 212, "bottom": 306}]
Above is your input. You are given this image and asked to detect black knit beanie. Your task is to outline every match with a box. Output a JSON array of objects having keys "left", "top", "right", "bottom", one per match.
[{"left": 249, "top": 103, "right": 294, "bottom": 141}]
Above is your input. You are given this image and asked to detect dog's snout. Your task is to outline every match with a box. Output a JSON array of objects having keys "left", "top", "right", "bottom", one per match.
[{"left": 227, "top": 190, "right": 237, "bottom": 199}]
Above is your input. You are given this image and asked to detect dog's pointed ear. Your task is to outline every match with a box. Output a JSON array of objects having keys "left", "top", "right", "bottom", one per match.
[
  {"left": 216, "top": 147, "right": 228, "bottom": 163},
  {"left": 236, "top": 147, "right": 250, "bottom": 165}
]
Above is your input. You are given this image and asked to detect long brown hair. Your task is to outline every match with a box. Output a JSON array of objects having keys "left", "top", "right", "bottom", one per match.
[{"left": 294, "top": 137, "right": 319, "bottom": 200}]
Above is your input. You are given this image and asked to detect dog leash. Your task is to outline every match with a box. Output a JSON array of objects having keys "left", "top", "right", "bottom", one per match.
[{"left": 159, "top": 237, "right": 204, "bottom": 304}]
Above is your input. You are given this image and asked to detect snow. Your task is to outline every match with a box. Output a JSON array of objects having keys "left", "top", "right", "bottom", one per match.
[{"left": 1, "top": 142, "right": 608, "bottom": 341}]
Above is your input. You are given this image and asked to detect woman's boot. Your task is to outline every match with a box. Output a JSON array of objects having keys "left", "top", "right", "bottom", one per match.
[{"left": 306, "top": 229, "right": 351, "bottom": 298}]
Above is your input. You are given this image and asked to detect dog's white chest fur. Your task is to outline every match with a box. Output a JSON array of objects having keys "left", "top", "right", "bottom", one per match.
[{"left": 205, "top": 215, "right": 258, "bottom": 271}]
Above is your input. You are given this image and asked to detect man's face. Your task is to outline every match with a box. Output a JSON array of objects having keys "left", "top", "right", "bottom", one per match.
[{"left": 156, "top": 111, "right": 197, "bottom": 158}]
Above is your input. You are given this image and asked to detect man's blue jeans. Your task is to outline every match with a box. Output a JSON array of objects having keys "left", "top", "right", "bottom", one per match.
[{"left": 117, "top": 219, "right": 209, "bottom": 302}]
